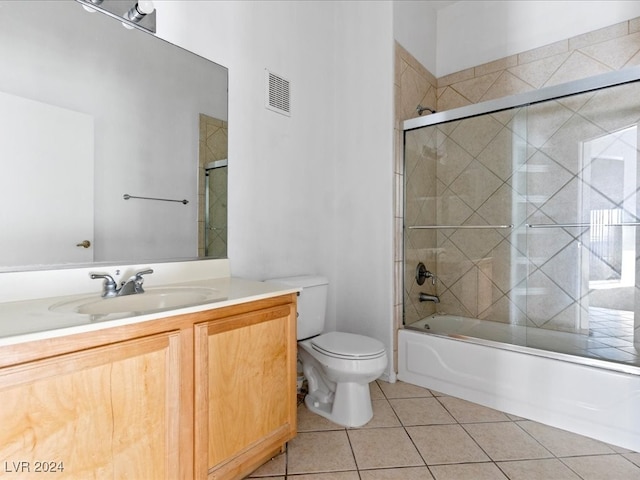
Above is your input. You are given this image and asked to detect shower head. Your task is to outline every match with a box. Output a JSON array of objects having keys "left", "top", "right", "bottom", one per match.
[{"left": 417, "top": 105, "right": 436, "bottom": 115}]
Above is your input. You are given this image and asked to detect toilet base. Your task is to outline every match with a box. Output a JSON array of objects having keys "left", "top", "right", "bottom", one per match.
[{"left": 305, "top": 381, "right": 374, "bottom": 428}]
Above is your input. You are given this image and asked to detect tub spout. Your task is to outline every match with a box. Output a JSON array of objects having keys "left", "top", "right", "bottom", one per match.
[{"left": 419, "top": 292, "right": 440, "bottom": 303}]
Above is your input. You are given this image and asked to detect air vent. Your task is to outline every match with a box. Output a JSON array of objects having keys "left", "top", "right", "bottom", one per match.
[{"left": 265, "top": 69, "right": 291, "bottom": 116}]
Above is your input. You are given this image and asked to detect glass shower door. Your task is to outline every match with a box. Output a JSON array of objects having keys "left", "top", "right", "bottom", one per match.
[
  {"left": 403, "top": 74, "right": 640, "bottom": 367},
  {"left": 524, "top": 82, "right": 640, "bottom": 362},
  {"left": 403, "top": 107, "right": 529, "bottom": 338}
]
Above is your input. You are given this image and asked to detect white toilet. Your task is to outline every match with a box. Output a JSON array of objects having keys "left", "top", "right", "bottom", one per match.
[{"left": 268, "top": 275, "right": 387, "bottom": 427}]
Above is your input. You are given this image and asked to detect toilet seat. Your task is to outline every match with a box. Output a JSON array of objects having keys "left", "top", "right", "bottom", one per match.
[{"left": 311, "top": 332, "right": 386, "bottom": 360}]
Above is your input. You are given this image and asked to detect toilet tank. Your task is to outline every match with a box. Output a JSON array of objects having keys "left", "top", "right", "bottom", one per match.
[{"left": 265, "top": 275, "right": 328, "bottom": 340}]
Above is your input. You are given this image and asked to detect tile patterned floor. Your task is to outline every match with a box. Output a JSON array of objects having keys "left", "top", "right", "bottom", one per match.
[{"left": 247, "top": 380, "right": 640, "bottom": 480}]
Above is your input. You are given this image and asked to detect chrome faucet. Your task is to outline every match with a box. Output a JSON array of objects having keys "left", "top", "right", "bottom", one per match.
[
  {"left": 90, "top": 268, "right": 154, "bottom": 298},
  {"left": 419, "top": 292, "right": 440, "bottom": 303}
]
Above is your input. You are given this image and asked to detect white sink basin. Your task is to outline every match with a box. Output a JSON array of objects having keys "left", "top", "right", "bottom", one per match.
[{"left": 49, "top": 286, "right": 220, "bottom": 316}]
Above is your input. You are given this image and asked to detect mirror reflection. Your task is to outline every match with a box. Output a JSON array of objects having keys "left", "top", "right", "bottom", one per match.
[{"left": 0, "top": 0, "right": 228, "bottom": 272}]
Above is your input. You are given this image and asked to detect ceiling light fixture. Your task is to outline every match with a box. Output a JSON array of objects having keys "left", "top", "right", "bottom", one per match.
[
  {"left": 81, "top": 0, "right": 104, "bottom": 13},
  {"left": 77, "top": 0, "right": 156, "bottom": 34},
  {"left": 125, "top": 1, "right": 154, "bottom": 24}
]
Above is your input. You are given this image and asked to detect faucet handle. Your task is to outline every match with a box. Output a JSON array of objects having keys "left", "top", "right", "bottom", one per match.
[
  {"left": 127, "top": 268, "right": 154, "bottom": 294},
  {"left": 90, "top": 272, "right": 117, "bottom": 297},
  {"left": 416, "top": 263, "right": 437, "bottom": 286},
  {"left": 90, "top": 272, "right": 116, "bottom": 284},
  {"left": 133, "top": 268, "right": 154, "bottom": 279}
]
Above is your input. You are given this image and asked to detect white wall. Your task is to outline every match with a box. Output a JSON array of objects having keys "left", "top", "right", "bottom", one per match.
[
  {"left": 157, "top": 0, "right": 335, "bottom": 291},
  {"left": 157, "top": 1, "right": 396, "bottom": 378},
  {"left": 393, "top": 0, "right": 438, "bottom": 74},
  {"left": 437, "top": 0, "right": 640, "bottom": 77},
  {"left": 332, "top": 1, "right": 395, "bottom": 378}
]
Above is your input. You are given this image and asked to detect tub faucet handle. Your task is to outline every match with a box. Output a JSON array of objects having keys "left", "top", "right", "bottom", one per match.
[{"left": 416, "top": 263, "right": 436, "bottom": 286}]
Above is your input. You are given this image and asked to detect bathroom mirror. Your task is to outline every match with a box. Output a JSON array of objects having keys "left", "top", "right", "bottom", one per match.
[{"left": 0, "top": 0, "right": 228, "bottom": 272}]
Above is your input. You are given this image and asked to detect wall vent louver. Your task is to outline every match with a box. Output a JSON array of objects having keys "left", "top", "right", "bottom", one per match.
[{"left": 265, "top": 70, "right": 291, "bottom": 116}]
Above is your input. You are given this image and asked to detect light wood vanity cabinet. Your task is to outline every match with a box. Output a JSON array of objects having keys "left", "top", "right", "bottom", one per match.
[
  {"left": 0, "top": 293, "right": 297, "bottom": 480},
  {"left": 195, "top": 300, "right": 297, "bottom": 479},
  {"left": 0, "top": 331, "right": 182, "bottom": 479}
]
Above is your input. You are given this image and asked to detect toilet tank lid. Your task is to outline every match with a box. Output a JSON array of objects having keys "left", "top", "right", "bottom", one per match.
[{"left": 265, "top": 275, "right": 328, "bottom": 289}]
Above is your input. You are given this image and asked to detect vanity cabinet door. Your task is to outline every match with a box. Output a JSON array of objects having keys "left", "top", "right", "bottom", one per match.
[
  {"left": 195, "top": 301, "right": 297, "bottom": 480},
  {"left": 0, "top": 332, "right": 181, "bottom": 479}
]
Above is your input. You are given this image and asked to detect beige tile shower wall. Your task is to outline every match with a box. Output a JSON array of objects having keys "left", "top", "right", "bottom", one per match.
[
  {"left": 394, "top": 42, "right": 439, "bottom": 366},
  {"left": 432, "top": 17, "right": 640, "bottom": 333},
  {"left": 404, "top": 126, "right": 438, "bottom": 325},
  {"left": 433, "top": 109, "right": 529, "bottom": 325},
  {"left": 436, "top": 17, "right": 640, "bottom": 111},
  {"left": 432, "top": 75, "right": 640, "bottom": 334},
  {"left": 395, "top": 17, "right": 640, "bottom": 340},
  {"left": 524, "top": 85, "right": 640, "bottom": 333}
]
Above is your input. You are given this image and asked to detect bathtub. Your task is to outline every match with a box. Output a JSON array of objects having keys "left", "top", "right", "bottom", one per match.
[{"left": 398, "top": 315, "right": 640, "bottom": 452}]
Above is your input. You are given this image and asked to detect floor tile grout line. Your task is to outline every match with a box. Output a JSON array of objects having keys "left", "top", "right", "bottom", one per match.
[
  {"left": 436, "top": 393, "right": 630, "bottom": 463},
  {"left": 509, "top": 418, "right": 559, "bottom": 460},
  {"left": 431, "top": 398, "right": 634, "bottom": 480},
  {"left": 510, "top": 418, "right": 638, "bottom": 461},
  {"left": 433, "top": 394, "right": 584, "bottom": 468},
  {"left": 343, "top": 423, "right": 362, "bottom": 476},
  {"left": 397, "top": 417, "right": 435, "bottom": 477},
  {"left": 434, "top": 394, "right": 502, "bottom": 465},
  {"left": 378, "top": 381, "right": 533, "bottom": 472},
  {"left": 374, "top": 380, "right": 440, "bottom": 476},
  {"left": 556, "top": 454, "right": 591, "bottom": 480},
  {"left": 275, "top": 380, "right": 640, "bottom": 479},
  {"left": 554, "top": 451, "right": 640, "bottom": 480},
  {"left": 284, "top": 436, "right": 289, "bottom": 478}
]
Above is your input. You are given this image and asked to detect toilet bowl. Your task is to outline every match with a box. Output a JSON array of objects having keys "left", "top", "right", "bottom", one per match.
[
  {"left": 298, "top": 331, "right": 387, "bottom": 427},
  {"left": 265, "top": 275, "right": 388, "bottom": 427},
  {"left": 268, "top": 275, "right": 388, "bottom": 427}
]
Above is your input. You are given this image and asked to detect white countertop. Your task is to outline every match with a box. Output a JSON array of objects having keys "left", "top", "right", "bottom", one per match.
[{"left": 0, "top": 259, "right": 298, "bottom": 346}]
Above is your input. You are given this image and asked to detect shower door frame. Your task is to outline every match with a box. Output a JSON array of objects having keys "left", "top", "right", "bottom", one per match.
[{"left": 403, "top": 65, "right": 640, "bottom": 133}]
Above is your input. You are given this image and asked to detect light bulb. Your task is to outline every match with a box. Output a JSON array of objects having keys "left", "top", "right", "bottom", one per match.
[
  {"left": 125, "top": 1, "right": 155, "bottom": 23},
  {"left": 137, "top": 1, "right": 155, "bottom": 14}
]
